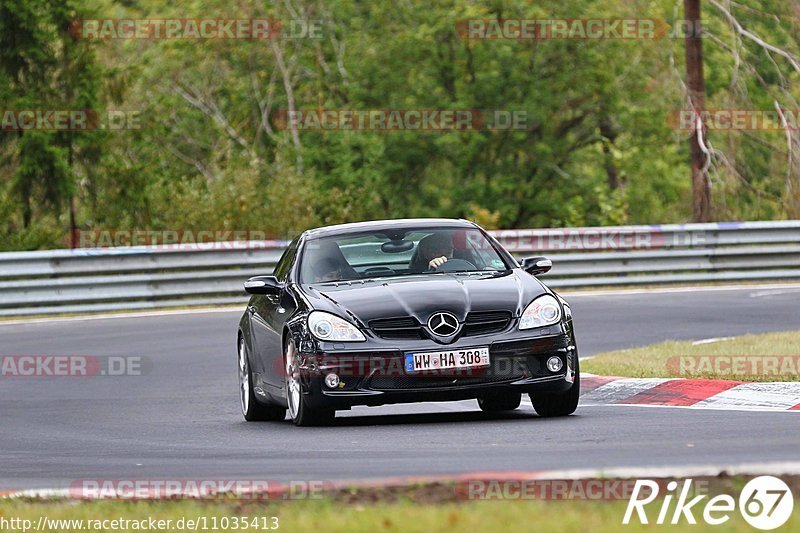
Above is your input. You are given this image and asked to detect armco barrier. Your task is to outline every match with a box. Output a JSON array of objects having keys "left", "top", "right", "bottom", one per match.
[{"left": 0, "top": 221, "right": 798, "bottom": 316}]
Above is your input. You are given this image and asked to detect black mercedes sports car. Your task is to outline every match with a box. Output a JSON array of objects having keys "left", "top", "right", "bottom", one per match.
[{"left": 237, "top": 218, "right": 579, "bottom": 425}]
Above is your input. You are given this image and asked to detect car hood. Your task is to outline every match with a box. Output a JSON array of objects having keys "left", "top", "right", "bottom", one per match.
[{"left": 300, "top": 270, "right": 549, "bottom": 326}]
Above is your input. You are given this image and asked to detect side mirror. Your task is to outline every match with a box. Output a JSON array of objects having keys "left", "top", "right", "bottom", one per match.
[
  {"left": 244, "top": 275, "right": 284, "bottom": 295},
  {"left": 521, "top": 257, "right": 552, "bottom": 276}
]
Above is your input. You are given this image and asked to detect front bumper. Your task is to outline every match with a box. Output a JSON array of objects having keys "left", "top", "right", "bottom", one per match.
[{"left": 296, "top": 327, "right": 577, "bottom": 409}]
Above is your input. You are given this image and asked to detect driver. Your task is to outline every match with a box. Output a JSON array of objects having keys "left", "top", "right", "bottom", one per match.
[
  {"left": 416, "top": 233, "right": 454, "bottom": 271},
  {"left": 311, "top": 257, "right": 342, "bottom": 282}
]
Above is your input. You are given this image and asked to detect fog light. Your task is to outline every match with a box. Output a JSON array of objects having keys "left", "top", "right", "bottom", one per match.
[
  {"left": 324, "top": 373, "right": 340, "bottom": 388},
  {"left": 547, "top": 356, "right": 563, "bottom": 373}
]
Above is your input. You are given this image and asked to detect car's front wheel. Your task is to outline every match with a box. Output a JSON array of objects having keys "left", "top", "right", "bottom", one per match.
[
  {"left": 239, "top": 337, "right": 286, "bottom": 422},
  {"left": 285, "top": 340, "right": 335, "bottom": 426},
  {"left": 477, "top": 392, "right": 521, "bottom": 412},
  {"left": 529, "top": 355, "right": 580, "bottom": 417}
]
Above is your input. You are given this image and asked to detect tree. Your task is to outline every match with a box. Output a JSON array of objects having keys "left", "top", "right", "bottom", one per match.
[
  {"left": 0, "top": 0, "right": 103, "bottom": 246},
  {"left": 684, "top": 0, "right": 711, "bottom": 222}
]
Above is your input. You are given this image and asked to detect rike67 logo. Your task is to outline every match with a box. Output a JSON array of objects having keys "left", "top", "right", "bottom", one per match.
[{"left": 623, "top": 476, "right": 794, "bottom": 530}]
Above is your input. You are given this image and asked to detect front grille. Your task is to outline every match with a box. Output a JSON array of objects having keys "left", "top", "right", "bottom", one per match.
[
  {"left": 370, "top": 317, "right": 424, "bottom": 340},
  {"left": 371, "top": 311, "right": 512, "bottom": 340},
  {"left": 462, "top": 310, "right": 512, "bottom": 337}
]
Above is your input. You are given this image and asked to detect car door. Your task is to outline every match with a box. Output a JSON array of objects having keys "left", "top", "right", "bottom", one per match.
[{"left": 250, "top": 238, "right": 300, "bottom": 392}]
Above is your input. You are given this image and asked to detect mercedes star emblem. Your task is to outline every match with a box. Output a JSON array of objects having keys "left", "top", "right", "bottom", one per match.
[{"left": 427, "top": 311, "right": 459, "bottom": 337}]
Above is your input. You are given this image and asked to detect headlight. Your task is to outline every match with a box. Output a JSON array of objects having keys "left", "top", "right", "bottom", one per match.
[
  {"left": 308, "top": 311, "right": 366, "bottom": 341},
  {"left": 519, "top": 295, "right": 562, "bottom": 330}
]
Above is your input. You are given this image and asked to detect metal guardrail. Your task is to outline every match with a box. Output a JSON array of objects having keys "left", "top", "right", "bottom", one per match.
[{"left": 0, "top": 221, "right": 798, "bottom": 316}]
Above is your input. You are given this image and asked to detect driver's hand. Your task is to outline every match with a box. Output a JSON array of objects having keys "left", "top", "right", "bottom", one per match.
[{"left": 428, "top": 256, "right": 448, "bottom": 269}]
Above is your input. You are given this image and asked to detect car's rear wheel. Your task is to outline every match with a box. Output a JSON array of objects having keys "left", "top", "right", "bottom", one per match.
[
  {"left": 477, "top": 392, "right": 521, "bottom": 412},
  {"left": 285, "top": 340, "right": 335, "bottom": 426},
  {"left": 239, "top": 337, "right": 286, "bottom": 422},
  {"left": 529, "top": 355, "right": 580, "bottom": 417}
]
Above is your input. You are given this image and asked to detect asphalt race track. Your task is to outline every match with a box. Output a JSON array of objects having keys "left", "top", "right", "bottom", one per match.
[{"left": 1, "top": 285, "right": 800, "bottom": 490}]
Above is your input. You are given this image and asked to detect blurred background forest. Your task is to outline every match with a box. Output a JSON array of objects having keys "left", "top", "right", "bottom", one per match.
[{"left": 1, "top": 0, "right": 799, "bottom": 250}]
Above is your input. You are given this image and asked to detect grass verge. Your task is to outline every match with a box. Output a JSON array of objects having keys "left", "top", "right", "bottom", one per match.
[
  {"left": 582, "top": 330, "right": 800, "bottom": 381},
  {"left": 2, "top": 477, "right": 799, "bottom": 533}
]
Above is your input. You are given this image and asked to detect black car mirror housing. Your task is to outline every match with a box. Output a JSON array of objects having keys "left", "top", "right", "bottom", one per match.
[
  {"left": 521, "top": 257, "right": 552, "bottom": 276},
  {"left": 244, "top": 275, "right": 284, "bottom": 295}
]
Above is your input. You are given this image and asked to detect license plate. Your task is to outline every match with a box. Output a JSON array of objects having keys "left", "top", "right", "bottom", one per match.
[{"left": 404, "top": 347, "right": 490, "bottom": 373}]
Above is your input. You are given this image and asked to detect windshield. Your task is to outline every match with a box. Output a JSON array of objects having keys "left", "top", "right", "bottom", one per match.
[{"left": 299, "top": 228, "right": 510, "bottom": 284}]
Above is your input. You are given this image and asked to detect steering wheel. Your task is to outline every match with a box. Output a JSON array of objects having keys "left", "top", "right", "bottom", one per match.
[{"left": 432, "top": 258, "right": 477, "bottom": 272}]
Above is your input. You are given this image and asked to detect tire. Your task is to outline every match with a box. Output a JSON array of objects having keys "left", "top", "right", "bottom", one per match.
[
  {"left": 239, "top": 337, "right": 286, "bottom": 422},
  {"left": 477, "top": 392, "right": 521, "bottom": 412},
  {"left": 285, "top": 340, "right": 335, "bottom": 427},
  {"left": 529, "top": 355, "right": 580, "bottom": 417}
]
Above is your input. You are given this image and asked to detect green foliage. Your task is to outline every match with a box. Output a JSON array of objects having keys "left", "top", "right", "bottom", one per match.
[
  {"left": 1, "top": 0, "right": 799, "bottom": 250},
  {"left": 1, "top": 0, "right": 105, "bottom": 244}
]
